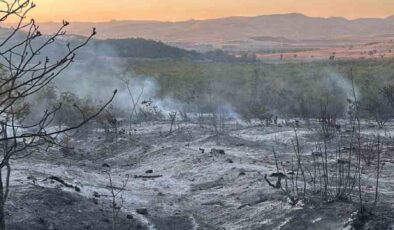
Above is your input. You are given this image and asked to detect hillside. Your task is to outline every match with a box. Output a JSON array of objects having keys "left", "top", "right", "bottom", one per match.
[
  {"left": 0, "top": 28, "right": 232, "bottom": 61},
  {"left": 88, "top": 38, "right": 200, "bottom": 59},
  {"left": 81, "top": 38, "right": 236, "bottom": 61}
]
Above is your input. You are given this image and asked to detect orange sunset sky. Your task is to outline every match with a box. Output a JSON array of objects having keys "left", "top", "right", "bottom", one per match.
[{"left": 26, "top": 0, "right": 394, "bottom": 22}]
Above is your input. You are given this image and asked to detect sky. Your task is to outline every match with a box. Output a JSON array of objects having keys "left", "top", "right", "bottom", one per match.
[{"left": 24, "top": 0, "right": 394, "bottom": 22}]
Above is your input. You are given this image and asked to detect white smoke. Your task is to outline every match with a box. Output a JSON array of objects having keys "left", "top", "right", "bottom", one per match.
[{"left": 325, "top": 70, "right": 361, "bottom": 102}]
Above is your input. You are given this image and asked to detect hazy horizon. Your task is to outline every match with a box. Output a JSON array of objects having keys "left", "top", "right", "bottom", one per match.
[
  {"left": 22, "top": 12, "right": 394, "bottom": 24},
  {"left": 18, "top": 0, "right": 394, "bottom": 23}
]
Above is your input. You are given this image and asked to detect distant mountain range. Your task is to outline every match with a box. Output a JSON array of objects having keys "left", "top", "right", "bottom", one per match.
[{"left": 30, "top": 13, "right": 394, "bottom": 43}]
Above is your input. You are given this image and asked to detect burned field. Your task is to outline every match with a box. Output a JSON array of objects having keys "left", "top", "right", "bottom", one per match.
[
  {"left": 2, "top": 2, "right": 394, "bottom": 229},
  {"left": 5, "top": 117, "right": 394, "bottom": 230}
]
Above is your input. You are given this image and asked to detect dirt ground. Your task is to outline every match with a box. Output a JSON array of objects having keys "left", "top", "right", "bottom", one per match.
[
  {"left": 6, "top": 119, "right": 394, "bottom": 229},
  {"left": 256, "top": 39, "right": 394, "bottom": 62}
]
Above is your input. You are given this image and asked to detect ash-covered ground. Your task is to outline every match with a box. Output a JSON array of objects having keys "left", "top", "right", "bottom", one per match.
[{"left": 6, "top": 119, "right": 394, "bottom": 229}]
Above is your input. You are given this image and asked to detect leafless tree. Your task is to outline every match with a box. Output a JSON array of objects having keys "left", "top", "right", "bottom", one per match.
[
  {"left": 168, "top": 111, "right": 177, "bottom": 134},
  {"left": 0, "top": 1, "right": 117, "bottom": 228},
  {"left": 119, "top": 77, "right": 144, "bottom": 133},
  {"left": 103, "top": 165, "right": 130, "bottom": 230}
]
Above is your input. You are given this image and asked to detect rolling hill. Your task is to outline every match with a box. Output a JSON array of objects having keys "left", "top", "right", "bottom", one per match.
[{"left": 30, "top": 13, "right": 394, "bottom": 43}]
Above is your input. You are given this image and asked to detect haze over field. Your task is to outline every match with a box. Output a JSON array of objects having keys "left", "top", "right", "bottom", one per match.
[
  {"left": 20, "top": 13, "right": 394, "bottom": 61},
  {"left": 28, "top": 14, "right": 394, "bottom": 41},
  {"left": 6, "top": 1, "right": 394, "bottom": 59}
]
